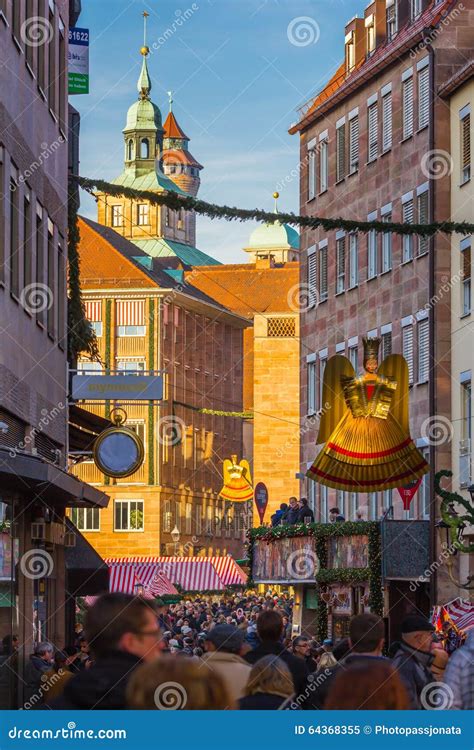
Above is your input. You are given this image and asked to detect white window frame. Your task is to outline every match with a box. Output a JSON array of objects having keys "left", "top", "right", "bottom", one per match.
[
  {"left": 402, "top": 317, "right": 415, "bottom": 385},
  {"left": 319, "top": 136, "right": 329, "bottom": 193},
  {"left": 111, "top": 205, "right": 123, "bottom": 228},
  {"left": 307, "top": 355, "right": 317, "bottom": 415},
  {"left": 336, "top": 233, "right": 345, "bottom": 294},
  {"left": 402, "top": 192, "right": 414, "bottom": 262},
  {"left": 367, "top": 98, "right": 378, "bottom": 162},
  {"left": 381, "top": 86, "right": 392, "bottom": 152},
  {"left": 349, "top": 232, "right": 358, "bottom": 288},
  {"left": 402, "top": 71, "right": 414, "bottom": 140},
  {"left": 417, "top": 313, "right": 429, "bottom": 384},
  {"left": 461, "top": 237, "right": 471, "bottom": 316},
  {"left": 70, "top": 507, "right": 100, "bottom": 532},
  {"left": 460, "top": 104, "right": 471, "bottom": 185},
  {"left": 367, "top": 211, "right": 378, "bottom": 279},
  {"left": 348, "top": 110, "right": 359, "bottom": 174},
  {"left": 417, "top": 58, "right": 430, "bottom": 131},
  {"left": 114, "top": 499, "right": 145, "bottom": 532}
]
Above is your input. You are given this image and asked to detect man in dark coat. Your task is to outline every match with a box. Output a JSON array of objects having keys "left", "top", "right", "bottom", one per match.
[
  {"left": 50, "top": 593, "right": 163, "bottom": 710},
  {"left": 283, "top": 497, "right": 299, "bottom": 525},
  {"left": 391, "top": 615, "right": 435, "bottom": 709},
  {"left": 244, "top": 610, "right": 308, "bottom": 695},
  {"left": 300, "top": 613, "right": 387, "bottom": 709},
  {"left": 271, "top": 503, "right": 288, "bottom": 527},
  {"left": 296, "top": 498, "right": 314, "bottom": 524}
]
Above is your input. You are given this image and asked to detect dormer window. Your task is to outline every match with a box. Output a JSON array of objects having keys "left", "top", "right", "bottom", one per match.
[
  {"left": 345, "top": 31, "right": 355, "bottom": 74},
  {"left": 365, "top": 14, "right": 375, "bottom": 56},
  {"left": 140, "top": 138, "right": 150, "bottom": 159},
  {"left": 410, "top": 0, "right": 422, "bottom": 21},
  {"left": 386, "top": 1, "right": 397, "bottom": 40}
]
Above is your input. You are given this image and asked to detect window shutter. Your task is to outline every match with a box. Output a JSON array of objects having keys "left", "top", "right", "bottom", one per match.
[
  {"left": 349, "top": 116, "right": 359, "bottom": 172},
  {"left": 368, "top": 104, "right": 378, "bottom": 161},
  {"left": 462, "top": 113, "right": 471, "bottom": 182},
  {"left": 308, "top": 149, "right": 316, "bottom": 200},
  {"left": 403, "top": 77, "right": 414, "bottom": 139},
  {"left": 349, "top": 233, "right": 358, "bottom": 287},
  {"left": 382, "top": 93, "right": 392, "bottom": 151},
  {"left": 336, "top": 124, "right": 346, "bottom": 181},
  {"left": 336, "top": 237, "right": 345, "bottom": 293},
  {"left": 307, "top": 252, "right": 317, "bottom": 305},
  {"left": 319, "top": 246, "right": 328, "bottom": 300},
  {"left": 320, "top": 140, "right": 328, "bottom": 192},
  {"left": 417, "top": 191, "right": 429, "bottom": 255},
  {"left": 418, "top": 66, "right": 430, "bottom": 129},
  {"left": 382, "top": 331, "right": 392, "bottom": 359},
  {"left": 368, "top": 230, "right": 377, "bottom": 279},
  {"left": 402, "top": 325, "right": 414, "bottom": 384},
  {"left": 417, "top": 318, "right": 429, "bottom": 383}
]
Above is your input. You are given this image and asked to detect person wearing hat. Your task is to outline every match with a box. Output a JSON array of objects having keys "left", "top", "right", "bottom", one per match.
[
  {"left": 200, "top": 624, "right": 251, "bottom": 703},
  {"left": 391, "top": 615, "right": 435, "bottom": 709}
]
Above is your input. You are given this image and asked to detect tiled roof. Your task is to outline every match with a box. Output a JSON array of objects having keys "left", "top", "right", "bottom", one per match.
[
  {"left": 78, "top": 217, "right": 246, "bottom": 320},
  {"left": 161, "top": 148, "right": 203, "bottom": 169},
  {"left": 185, "top": 262, "right": 300, "bottom": 319},
  {"left": 132, "top": 237, "right": 221, "bottom": 267},
  {"left": 163, "top": 111, "right": 189, "bottom": 140},
  {"left": 111, "top": 167, "right": 187, "bottom": 196},
  {"left": 438, "top": 58, "right": 474, "bottom": 98},
  {"left": 290, "top": 0, "right": 454, "bottom": 134}
]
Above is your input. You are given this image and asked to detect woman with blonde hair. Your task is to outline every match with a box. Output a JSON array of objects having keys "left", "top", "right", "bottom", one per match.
[
  {"left": 317, "top": 651, "right": 337, "bottom": 670},
  {"left": 127, "top": 655, "right": 234, "bottom": 710},
  {"left": 238, "top": 656, "right": 297, "bottom": 710}
]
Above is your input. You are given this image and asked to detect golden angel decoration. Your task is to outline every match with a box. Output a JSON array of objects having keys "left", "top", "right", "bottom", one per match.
[
  {"left": 220, "top": 454, "right": 253, "bottom": 502},
  {"left": 307, "top": 338, "right": 429, "bottom": 492}
]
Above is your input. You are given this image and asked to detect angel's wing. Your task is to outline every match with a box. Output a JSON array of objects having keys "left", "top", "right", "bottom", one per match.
[
  {"left": 317, "top": 355, "right": 355, "bottom": 444},
  {"left": 240, "top": 459, "right": 252, "bottom": 487},
  {"left": 222, "top": 458, "right": 232, "bottom": 486},
  {"left": 378, "top": 353, "right": 409, "bottom": 433}
]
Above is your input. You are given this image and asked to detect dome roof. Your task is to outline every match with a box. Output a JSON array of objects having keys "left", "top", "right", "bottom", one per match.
[
  {"left": 248, "top": 221, "right": 299, "bottom": 250},
  {"left": 124, "top": 98, "right": 162, "bottom": 132}
]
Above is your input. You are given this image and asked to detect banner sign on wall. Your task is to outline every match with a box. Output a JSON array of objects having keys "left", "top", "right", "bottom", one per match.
[
  {"left": 68, "top": 27, "right": 90, "bottom": 94},
  {"left": 254, "top": 482, "right": 269, "bottom": 525}
]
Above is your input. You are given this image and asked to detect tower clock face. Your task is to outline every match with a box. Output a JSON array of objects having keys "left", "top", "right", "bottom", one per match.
[{"left": 93, "top": 427, "right": 144, "bottom": 478}]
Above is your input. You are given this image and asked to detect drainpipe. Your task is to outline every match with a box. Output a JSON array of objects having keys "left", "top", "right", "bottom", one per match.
[{"left": 426, "top": 38, "right": 436, "bottom": 612}]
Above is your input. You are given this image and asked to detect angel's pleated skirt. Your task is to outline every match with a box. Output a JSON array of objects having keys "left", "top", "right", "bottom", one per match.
[
  {"left": 219, "top": 478, "right": 254, "bottom": 502},
  {"left": 307, "top": 412, "right": 429, "bottom": 492}
]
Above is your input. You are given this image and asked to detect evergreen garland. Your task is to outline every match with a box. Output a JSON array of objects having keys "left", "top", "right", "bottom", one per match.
[
  {"left": 67, "top": 185, "right": 99, "bottom": 362},
  {"left": 77, "top": 175, "right": 474, "bottom": 237}
]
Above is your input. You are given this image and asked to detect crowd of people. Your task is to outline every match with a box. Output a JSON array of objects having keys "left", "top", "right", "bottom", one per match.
[
  {"left": 271, "top": 498, "right": 353, "bottom": 526},
  {"left": 7, "top": 591, "right": 470, "bottom": 711}
]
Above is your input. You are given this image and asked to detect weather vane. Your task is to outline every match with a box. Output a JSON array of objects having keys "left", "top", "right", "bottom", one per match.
[{"left": 141, "top": 10, "right": 150, "bottom": 56}]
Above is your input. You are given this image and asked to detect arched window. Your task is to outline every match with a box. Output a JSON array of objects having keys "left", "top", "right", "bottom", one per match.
[
  {"left": 140, "top": 138, "right": 150, "bottom": 159},
  {"left": 127, "top": 139, "right": 134, "bottom": 160}
]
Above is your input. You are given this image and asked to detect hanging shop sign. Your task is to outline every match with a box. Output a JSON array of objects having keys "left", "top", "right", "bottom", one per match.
[
  {"left": 72, "top": 373, "right": 163, "bottom": 401},
  {"left": 254, "top": 482, "right": 269, "bottom": 525},
  {"left": 397, "top": 478, "right": 422, "bottom": 511},
  {"left": 93, "top": 409, "right": 144, "bottom": 479},
  {"left": 68, "top": 27, "right": 90, "bottom": 94}
]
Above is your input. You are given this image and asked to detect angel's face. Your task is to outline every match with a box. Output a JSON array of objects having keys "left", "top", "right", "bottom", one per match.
[{"left": 364, "top": 356, "right": 378, "bottom": 374}]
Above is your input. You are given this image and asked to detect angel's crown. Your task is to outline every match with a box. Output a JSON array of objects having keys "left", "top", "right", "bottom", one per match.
[{"left": 362, "top": 337, "right": 381, "bottom": 359}]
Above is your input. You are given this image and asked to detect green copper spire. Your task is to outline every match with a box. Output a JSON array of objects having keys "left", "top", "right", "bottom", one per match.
[{"left": 138, "top": 11, "right": 151, "bottom": 100}]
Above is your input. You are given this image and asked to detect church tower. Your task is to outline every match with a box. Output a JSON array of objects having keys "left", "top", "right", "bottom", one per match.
[{"left": 96, "top": 13, "right": 216, "bottom": 266}]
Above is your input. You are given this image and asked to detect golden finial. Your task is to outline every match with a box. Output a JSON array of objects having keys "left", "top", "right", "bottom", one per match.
[
  {"left": 273, "top": 191, "right": 279, "bottom": 212},
  {"left": 141, "top": 11, "right": 150, "bottom": 56}
]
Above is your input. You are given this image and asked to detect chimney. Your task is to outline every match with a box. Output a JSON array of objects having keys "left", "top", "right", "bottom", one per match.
[
  {"left": 344, "top": 17, "right": 365, "bottom": 76},
  {"left": 364, "top": 1, "right": 387, "bottom": 55}
]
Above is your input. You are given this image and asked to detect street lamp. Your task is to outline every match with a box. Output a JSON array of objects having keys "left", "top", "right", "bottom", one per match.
[
  {"left": 435, "top": 518, "right": 451, "bottom": 550},
  {"left": 171, "top": 525, "right": 180, "bottom": 543}
]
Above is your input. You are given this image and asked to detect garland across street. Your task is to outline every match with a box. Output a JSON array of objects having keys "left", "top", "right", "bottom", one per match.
[{"left": 77, "top": 175, "right": 474, "bottom": 236}]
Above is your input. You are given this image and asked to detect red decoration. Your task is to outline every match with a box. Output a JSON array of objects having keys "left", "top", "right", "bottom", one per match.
[
  {"left": 254, "top": 482, "right": 269, "bottom": 525},
  {"left": 397, "top": 478, "right": 422, "bottom": 511}
]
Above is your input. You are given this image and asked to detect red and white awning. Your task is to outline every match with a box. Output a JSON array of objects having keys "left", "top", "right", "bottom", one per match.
[
  {"left": 105, "top": 556, "right": 247, "bottom": 592},
  {"left": 84, "top": 300, "right": 102, "bottom": 322},
  {"left": 107, "top": 562, "right": 179, "bottom": 597},
  {"left": 116, "top": 300, "right": 145, "bottom": 326}
]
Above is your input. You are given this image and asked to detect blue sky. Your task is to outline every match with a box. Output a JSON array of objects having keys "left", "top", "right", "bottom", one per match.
[{"left": 76, "top": 0, "right": 361, "bottom": 262}]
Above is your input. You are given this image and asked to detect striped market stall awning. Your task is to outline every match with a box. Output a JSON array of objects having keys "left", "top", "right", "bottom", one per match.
[
  {"left": 107, "top": 562, "right": 179, "bottom": 597},
  {"left": 105, "top": 556, "right": 247, "bottom": 592}
]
